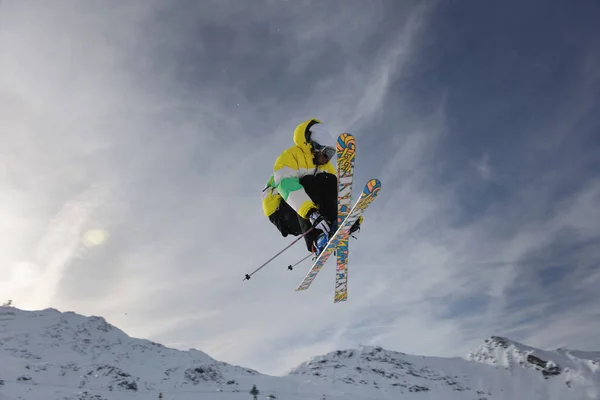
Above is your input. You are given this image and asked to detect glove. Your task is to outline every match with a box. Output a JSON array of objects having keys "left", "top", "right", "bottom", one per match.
[
  {"left": 349, "top": 215, "right": 363, "bottom": 234},
  {"left": 308, "top": 210, "right": 330, "bottom": 236},
  {"left": 349, "top": 220, "right": 360, "bottom": 234}
]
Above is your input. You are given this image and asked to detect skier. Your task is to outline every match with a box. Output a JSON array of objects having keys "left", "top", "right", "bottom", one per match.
[{"left": 265, "top": 118, "right": 360, "bottom": 254}]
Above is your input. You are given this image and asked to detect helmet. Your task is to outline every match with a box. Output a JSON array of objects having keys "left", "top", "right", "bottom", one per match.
[{"left": 308, "top": 123, "right": 336, "bottom": 160}]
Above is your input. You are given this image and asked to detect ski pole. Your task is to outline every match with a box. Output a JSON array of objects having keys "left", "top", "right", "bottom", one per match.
[
  {"left": 287, "top": 253, "right": 314, "bottom": 271},
  {"left": 243, "top": 228, "right": 314, "bottom": 281}
]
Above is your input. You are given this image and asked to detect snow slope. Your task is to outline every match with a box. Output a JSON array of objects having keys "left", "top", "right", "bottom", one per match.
[{"left": 1, "top": 306, "right": 599, "bottom": 399}]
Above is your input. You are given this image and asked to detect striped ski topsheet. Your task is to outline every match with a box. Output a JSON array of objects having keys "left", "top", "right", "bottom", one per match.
[
  {"left": 334, "top": 133, "right": 356, "bottom": 303},
  {"left": 295, "top": 178, "right": 381, "bottom": 292},
  {"left": 336, "top": 133, "right": 356, "bottom": 226}
]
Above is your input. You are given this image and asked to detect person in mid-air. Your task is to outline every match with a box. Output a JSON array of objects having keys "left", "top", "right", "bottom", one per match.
[{"left": 262, "top": 118, "right": 360, "bottom": 255}]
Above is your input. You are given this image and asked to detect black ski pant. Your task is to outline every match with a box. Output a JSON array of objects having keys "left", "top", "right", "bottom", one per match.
[
  {"left": 269, "top": 199, "right": 303, "bottom": 237},
  {"left": 298, "top": 173, "right": 338, "bottom": 251}
]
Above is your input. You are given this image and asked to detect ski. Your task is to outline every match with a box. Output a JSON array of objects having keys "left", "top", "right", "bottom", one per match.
[
  {"left": 295, "top": 178, "right": 381, "bottom": 292},
  {"left": 334, "top": 133, "right": 356, "bottom": 303}
]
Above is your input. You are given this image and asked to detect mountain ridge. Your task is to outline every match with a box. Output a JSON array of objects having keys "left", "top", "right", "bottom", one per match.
[{"left": 1, "top": 306, "right": 599, "bottom": 399}]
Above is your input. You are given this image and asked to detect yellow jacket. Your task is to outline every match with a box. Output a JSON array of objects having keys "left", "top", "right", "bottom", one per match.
[
  {"left": 272, "top": 119, "right": 336, "bottom": 219},
  {"left": 262, "top": 175, "right": 281, "bottom": 217}
]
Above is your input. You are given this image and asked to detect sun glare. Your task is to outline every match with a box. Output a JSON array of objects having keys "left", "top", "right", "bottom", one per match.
[{"left": 82, "top": 229, "right": 109, "bottom": 247}]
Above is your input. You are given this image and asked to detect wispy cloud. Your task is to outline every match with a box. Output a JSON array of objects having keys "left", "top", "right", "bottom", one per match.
[{"left": 472, "top": 153, "right": 492, "bottom": 180}]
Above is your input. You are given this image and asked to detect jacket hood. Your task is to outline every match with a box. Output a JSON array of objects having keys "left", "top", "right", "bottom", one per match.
[{"left": 293, "top": 118, "right": 321, "bottom": 150}]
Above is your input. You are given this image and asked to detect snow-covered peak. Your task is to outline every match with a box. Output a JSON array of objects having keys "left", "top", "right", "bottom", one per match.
[
  {"left": 467, "top": 336, "right": 546, "bottom": 369},
  {"left": 467, "top": 336, "right": 600, "bottom": 388},
  {"left": 0, "top": 306, "right": 215, "bottom": 366},
  {"left": 289, "top": 344, "right": 462, "bottom": 394},
  {"left": 0, "top": 306, "right": 266, "bottom": 399}
]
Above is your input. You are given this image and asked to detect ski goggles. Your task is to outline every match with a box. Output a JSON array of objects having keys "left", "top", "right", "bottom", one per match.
[{"left": 311, "top": 141, "right": 336, "bottom": 160}]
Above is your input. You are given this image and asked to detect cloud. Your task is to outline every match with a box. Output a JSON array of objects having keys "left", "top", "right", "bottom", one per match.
[{"left": 472, "top": 153, "right": 492, "bottom": 180}]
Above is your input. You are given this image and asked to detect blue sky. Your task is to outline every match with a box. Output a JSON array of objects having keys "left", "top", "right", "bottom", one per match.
[{"left": 1, "top": 0, "right": 599, "bottom": 375}]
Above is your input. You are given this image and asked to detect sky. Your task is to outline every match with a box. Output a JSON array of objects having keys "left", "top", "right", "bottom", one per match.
[{"left": 1, "top": 0, "right": 599, "bottom": 376}]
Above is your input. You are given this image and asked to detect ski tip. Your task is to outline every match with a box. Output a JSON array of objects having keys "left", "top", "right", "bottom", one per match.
[
  {"left": 336, "top": 133, "right": 356, "bottom": 151},
  {"left": 364, "top": 178, "right": 382, "bottom": 194}
]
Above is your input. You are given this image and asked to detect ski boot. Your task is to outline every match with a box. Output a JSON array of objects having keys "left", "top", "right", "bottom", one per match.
[{"left": 312, "top": 232, "right": 329, "bottom": 256}]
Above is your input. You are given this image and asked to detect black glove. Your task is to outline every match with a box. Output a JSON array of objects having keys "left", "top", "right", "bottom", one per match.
[
  {"left": 308, "top": 210, "right": 331, "bottom": 235},
  {"left": 349, "top": 219, "right": 361, "bottom": 234}
]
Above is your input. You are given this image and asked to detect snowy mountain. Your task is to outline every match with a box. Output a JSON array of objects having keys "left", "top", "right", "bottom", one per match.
[{"left": 1, "top": 306, "right": 599, "bottom": 400}]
